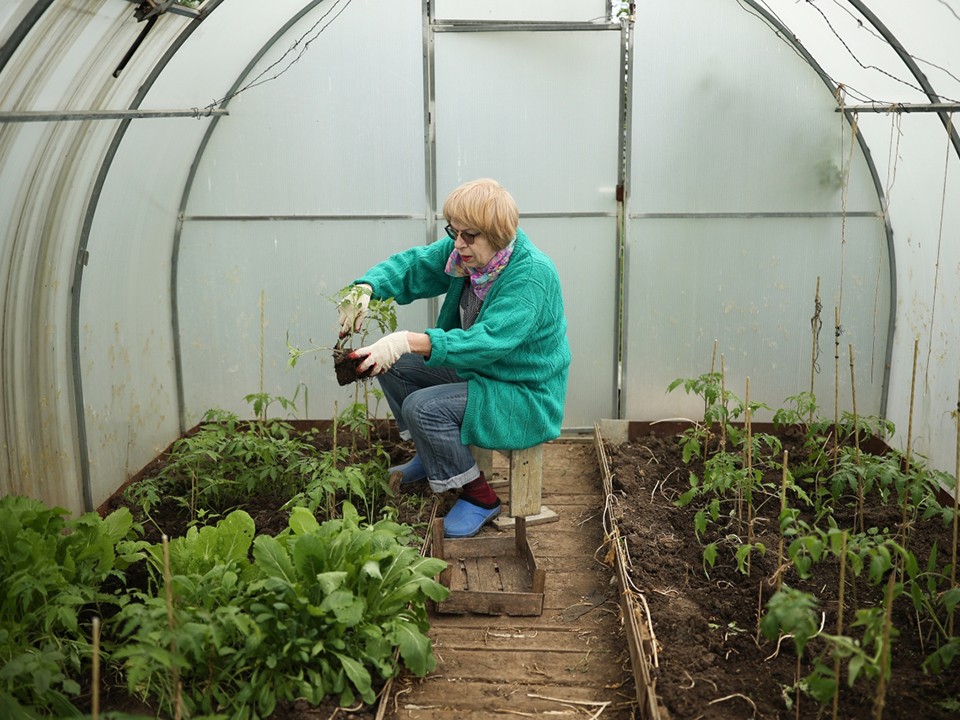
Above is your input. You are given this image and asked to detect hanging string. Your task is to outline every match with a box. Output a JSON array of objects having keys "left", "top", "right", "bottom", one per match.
[
  {"left": 835, "top": 85, "right": 859, "bottom": 320},
  {"left": 204, "top": 0, "right": 355, "bottom": 111},
  {"left": 924, "top": 112, "right": 954, "bottom": 391}
]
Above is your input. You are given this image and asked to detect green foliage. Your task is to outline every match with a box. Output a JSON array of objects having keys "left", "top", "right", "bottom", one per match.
[
  {"left": 114, "top": 506, "right": 447, "bottom": 719},
  {"left": 761, "top": 585, "right": 820, "bottom": 656},
  {"left": 124, "top": 394, "right": 391, "bottom": 527},
  {"left": 0, "top": 496, "right": 146, "bottom": 715}
]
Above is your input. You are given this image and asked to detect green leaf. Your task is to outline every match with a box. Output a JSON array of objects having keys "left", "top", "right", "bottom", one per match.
[
  {"left": 390, "top": 617, "right": 435, "bottom": 676},
  {"left": 252, "top": 535, "right": 296, "bottom": 584},
  {"left": 333, "top": 652, "right": 375, "bottom": 704}
]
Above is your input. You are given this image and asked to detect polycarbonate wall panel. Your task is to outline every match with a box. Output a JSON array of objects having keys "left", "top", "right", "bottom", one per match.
[
  {"left": 434, "top": 29, "right": 622, "bottom": 214},
  {"left": 177, "top": 219, "right": 432, "bottom": 424},
  {"left": 624, "top": 216, "right": 890, "bottom": 421},
  {"left": 624, "top": 0, "right": 891, "bottom": 423},
  {"left": 434, "top": 0, "right": 611, "bottom": 23},
  {"left": 519, "top": 217, "right": 619, "bottom": 429},
  {"left": 632, "top": 0, "right": 880, "bottom": 215},
  {"left": 186, "top": 0, "right": 424, "bottom": 216},
  {"left": 433, "top": 26, "right": 623, "bottom": 425}
]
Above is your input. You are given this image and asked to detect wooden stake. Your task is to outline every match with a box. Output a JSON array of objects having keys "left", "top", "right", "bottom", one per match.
[
  {"left": 832, "top": 531, "right": 848, "bottom": 720},
  {"left": 900, "top": 339, "right": 919, "bottom": 547},
  {"left": 810, "top": 276, "right": 822, "bottom": 425},
  {"left": 720, "top": 354, "right": 727, "bottom": 452},
  {"left": 849, "top": 344, "right": 864, "bottom": 534},
  {"left": 872, "top": 571, "right": 897, "bottom": 720},
  {"left": 950, "top": 380, "right": 960, "bottom": 637},
  {"left": 91, "top": 617, "right": 100, "bottom": 720},
  {"left": 777, "top": 451, "right": 789, "bottom": 593},
  {"left": 706, "top": 339, "right": 718, "bottom": 460},
  {"left": 162, "top": 535, "right": 183, "bottom": 720},
  {"left": 833, "top": 306, "right": 841, "bottom": 471}
]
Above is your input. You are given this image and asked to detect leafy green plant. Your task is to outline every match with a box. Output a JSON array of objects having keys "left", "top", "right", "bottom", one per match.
[
  {"left": 0, "top": 496, "right": 146, "bottom": 716},
  {"left": 114, "top": 506, "right": 447, "bottom": 718},
  {"left": 125, "top": 395, "right": 332, "bottom": 526}
]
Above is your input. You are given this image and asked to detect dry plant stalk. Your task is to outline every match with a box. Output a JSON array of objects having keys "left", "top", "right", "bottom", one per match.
[
  {"left": 849, "top": 344, "right": 865, "bottom": 534},
  {"left": 832, "top": 531, "right": 848, "bottom": 720}
]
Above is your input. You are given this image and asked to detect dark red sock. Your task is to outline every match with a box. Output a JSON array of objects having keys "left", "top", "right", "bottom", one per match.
[{"left": 460, "top": 473, "right": 499, "bottom": 509}]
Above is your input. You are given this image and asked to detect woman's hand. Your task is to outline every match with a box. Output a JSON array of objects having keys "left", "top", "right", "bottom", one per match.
[
  {"left": 337, "top": 283, "right": 372, "bottom": 338},
  {"left": 351, "top": 331, "right": 410, "bottom": 375}
]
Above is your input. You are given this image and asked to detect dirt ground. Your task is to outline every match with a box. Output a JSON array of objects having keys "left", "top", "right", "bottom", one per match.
[{"left": 603, "top": 427, "right": 960, "bottom": 720}]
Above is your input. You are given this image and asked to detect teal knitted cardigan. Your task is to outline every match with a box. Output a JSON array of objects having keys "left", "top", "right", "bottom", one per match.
[{"left": 356, "top": 229, "right": 571, "bottom": 450}]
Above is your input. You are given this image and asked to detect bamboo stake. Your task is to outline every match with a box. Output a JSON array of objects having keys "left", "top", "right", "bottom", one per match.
[
  {"left": 259, "top": 289, "right": 265, "bottom": 413},
  {"left": 872, "top": 571, "right": 897, "bottom": 720},
  {"left": 900, "top": 339, "right": 919, "bottom": 547},
  {"left": 833, "top": 307, "right": 841, "bottom": 471},
  {"left": 849, "top": 344, "right": 864, "bottom": 534},
  {"left": 810, "top": 276, "right": 822, "bottom": 425},
  {"left": 91, "top": 617, "right": 100, "bottom": 720},
  {"left": 950, "top": 380, "right": 960, "bottom": 637},
  {"left": 721, "top": 354, "right": 728, "bottom": 451},
  {"left": 777, "top": 451, "right": 789, "bottom": 593},
  {"left": 706, "top": 339, "right": 718, "bottom": 460},
  {"left": 162, "top": 535, "right": 183, "bottom": 720},
  {"left": 831, "top": 531, "right": 848, "bottom": 720}
]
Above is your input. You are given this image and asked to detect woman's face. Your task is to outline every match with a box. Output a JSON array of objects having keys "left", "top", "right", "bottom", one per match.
[{"left": 448, "top": 223, "right": 497, "bottom": 268}]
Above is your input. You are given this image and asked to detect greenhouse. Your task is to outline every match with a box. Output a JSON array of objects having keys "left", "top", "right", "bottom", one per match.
[{"left": 1, "top": 0, "right": 959, "bottom": 718}]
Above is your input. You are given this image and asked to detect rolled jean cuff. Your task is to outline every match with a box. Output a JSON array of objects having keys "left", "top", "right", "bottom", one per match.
[{"left": 429, "top": 462, "right": 481, "bottom": 493}]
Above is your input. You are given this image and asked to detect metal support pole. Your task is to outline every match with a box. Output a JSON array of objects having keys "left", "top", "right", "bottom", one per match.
[{"left": 0, "top": 109, "right": 228, "bottom": 123}]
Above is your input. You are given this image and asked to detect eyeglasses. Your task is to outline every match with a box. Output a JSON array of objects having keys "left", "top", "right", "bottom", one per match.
[{"left": 444, "top": 224, "right": 480, "bottom": 245}]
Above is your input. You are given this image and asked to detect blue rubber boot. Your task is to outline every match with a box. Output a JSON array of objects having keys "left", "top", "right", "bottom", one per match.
[
  {"left": 443, "top": 498, "right": 501, "bottom": 538},
  {"left": 388, "top": 454, "right": 428, "bottom": 485}
]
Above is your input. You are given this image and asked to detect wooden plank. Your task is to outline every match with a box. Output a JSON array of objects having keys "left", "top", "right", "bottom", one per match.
[
  {"left": 440, "top": 535, "right": 517, "bottom": 559},
  {"left": 509, "top": 444, "right": 543, "bottom": 517}
]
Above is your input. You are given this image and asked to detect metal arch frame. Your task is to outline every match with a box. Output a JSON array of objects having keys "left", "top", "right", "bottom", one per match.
[
  {"left": 731, "top": 0, "right": 899, "bottom": 419},
  {"left": 844, "top": 0, "right": 960, "bottom": 162},
  {"left": 71, "top": 0, "right": 229, "bottom": 511}
]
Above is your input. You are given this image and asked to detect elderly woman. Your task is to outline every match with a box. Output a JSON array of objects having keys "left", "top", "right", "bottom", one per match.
[{"left": 338, "top": 178, "right": 571, "bottom": 538}]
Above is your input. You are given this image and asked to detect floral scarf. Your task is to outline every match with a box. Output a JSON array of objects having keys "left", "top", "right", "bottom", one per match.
[{"left": 444, "top": 238, "right": 516, "bottom": 300}]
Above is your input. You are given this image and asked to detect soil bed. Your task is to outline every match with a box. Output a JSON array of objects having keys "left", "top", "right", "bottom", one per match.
[{"left": 603, "top": 425, "right": 960, "bottom": 720}]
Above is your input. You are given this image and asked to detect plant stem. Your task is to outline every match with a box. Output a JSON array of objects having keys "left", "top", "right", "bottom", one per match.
[
  {"left": 810, "top": 276, "right": 822, "bottom": 425},
  {"left": 849, "top": 343, "right": 864, "bottom": 534},
  {"left": 832, "top": 531, "right": 848, "bottom": 720}
]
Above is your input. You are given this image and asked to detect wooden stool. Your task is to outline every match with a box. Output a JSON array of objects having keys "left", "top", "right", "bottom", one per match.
[{"left": 431, "top": 444, "right": 551, "bottom": 616}]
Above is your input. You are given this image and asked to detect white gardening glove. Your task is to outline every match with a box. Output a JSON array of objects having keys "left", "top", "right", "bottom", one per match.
[
  {"left": 351, "top": 331, "right": 410, "bottom": 376},
  {"left": 337, "top": 283, "right": 372, "bottom": 338}
]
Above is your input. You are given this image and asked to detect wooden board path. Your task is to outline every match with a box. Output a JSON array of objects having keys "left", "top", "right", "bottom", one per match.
[{"left": 383, "top": 440, "right": 637, "bottom": 719}]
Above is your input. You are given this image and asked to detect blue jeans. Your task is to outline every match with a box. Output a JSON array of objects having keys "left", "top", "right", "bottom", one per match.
[{"left": 377, "top": 354, "right": 480, "bottom": 492}]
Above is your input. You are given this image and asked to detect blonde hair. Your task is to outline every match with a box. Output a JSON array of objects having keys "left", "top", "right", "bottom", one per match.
[{"left": 442, "top": 178, "right": 519, "bottom": 250}]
